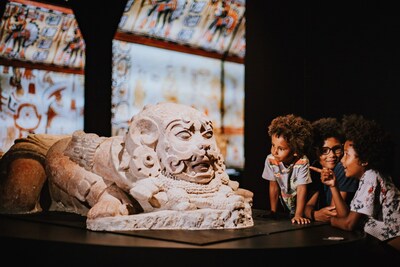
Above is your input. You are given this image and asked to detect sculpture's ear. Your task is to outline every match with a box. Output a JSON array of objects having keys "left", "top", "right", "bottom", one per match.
[
  {"left": 127, "top": 117, "right": 159, "bottom": 148},
  {"left": 121, "top": 116, "right": 161, "bottom": 179}
]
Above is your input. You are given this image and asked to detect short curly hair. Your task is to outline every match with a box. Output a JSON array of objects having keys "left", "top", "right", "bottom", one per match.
[
  {"left": 311, "top": 117, "right": 344, "bottom": 158},
  {"left": 342, "top": 114, "right": 394, "bottom": 175},
  {"left": 268, "top": 114, "right": 313, "bottom": 157}
]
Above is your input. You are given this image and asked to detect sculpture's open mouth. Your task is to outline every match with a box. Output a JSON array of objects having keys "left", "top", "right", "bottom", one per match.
[
  {"left": 172, "top": 156, "right": 214, "bottom": 183},
  {"left": 192, "top": 162, "right": 211, "bottom": 173}
]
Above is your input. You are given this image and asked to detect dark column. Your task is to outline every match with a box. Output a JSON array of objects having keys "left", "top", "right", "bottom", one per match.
[{"left": 69, "top": 0, "right": 127, "bottom": 137}]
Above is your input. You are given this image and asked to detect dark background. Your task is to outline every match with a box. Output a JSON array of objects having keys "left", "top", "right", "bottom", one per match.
[{"left": 3, "top": 1, "right": 399, "bottom": 210}]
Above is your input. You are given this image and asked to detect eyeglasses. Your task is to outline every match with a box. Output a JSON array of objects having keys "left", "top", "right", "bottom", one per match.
[{"left": 321, "top": 145, "right": 343, "bottom": 155}]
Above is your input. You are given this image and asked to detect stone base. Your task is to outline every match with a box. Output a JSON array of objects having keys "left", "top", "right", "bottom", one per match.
[{"left": 87, "top": 208, "right": 254, "bottom": 231}]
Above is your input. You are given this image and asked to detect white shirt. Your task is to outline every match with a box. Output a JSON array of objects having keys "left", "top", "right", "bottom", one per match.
[{"left": 350, "top": 169, "right": 400, "bottom": 241}]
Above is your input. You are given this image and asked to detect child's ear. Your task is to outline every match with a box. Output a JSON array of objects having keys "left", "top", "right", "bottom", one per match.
[{"left": 293, "top": 153, "right": 298, "bottom": 157}]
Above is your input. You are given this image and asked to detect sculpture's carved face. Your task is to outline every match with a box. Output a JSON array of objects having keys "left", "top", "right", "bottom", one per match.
[
  {"left": 158, "top": 114, "right": 219, "bottom": 184},
  {"left": 123, "top": 102, "right": 224, "bottom": 184}
]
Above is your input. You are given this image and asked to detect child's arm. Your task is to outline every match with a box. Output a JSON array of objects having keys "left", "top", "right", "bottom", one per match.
[
  {"left": 308, "top": 166, "right": 340, "bottom": 221},
  {"left": 304, "top": 190, "right": 318, "bottom": 220},
  {"left": 269, "top": 180, "right": 279, "bottom": 213},
  {"left": 318, "top": 168, "right": 348, "bottom": 215},
  {"left": 329, "top": 182, "right": 363, "bottom": 230},
  {"left": 305, "top": 190, "right": 337, "bottom": 222},
  {"left": 292, "top": 184, "right": 311, "bottom": 224},
  {"left": 320, "top": 168, "right": 364, "bottom": 231}
]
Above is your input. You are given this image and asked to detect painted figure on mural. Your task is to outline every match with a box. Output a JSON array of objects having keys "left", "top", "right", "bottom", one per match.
[
  {"left": 57, "top": 27, "right": 85, "bottom": 67},
  {"left": 139, "top": 0, "right": 187, "bottom": 38},
  {"left": 200, "top": 0, "right": 239, "bottom": 50},
  {"left": 0, "top": 10, "right": 39, "bottom": 59}
]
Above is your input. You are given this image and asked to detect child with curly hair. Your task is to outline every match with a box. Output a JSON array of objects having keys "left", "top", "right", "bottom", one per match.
[
  {"left": 320, "top": 114, "right": 400, "bottom": 255},
  {"left": 261, "top": 114, "right": 313, "bottom": 224},
  {"left": 305, "top": 117, "right": 359, "bottom": 222}
]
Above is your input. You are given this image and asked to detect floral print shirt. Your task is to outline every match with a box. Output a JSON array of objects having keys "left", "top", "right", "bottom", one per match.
[
  {"left": 262, "top": 154, "right": 312, "bottom": 214},
  {"left": 350, "top": 169, "right": 400, "bottom": 241}
]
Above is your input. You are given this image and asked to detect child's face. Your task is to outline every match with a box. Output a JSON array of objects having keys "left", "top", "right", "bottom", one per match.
[
  {"left": 341, "top": 140, "right": 365, "bottom": 179},
  {"left": 318, "top": 137, "right": 343, "bottom": 170},
  {"left": 270, "top": 134, "right": 294, "bottom": 165}
]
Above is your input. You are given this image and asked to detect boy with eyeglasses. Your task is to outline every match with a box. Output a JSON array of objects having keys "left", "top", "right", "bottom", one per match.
[{"left": 305, "top": 117, "right": 358, "bottom": 222}]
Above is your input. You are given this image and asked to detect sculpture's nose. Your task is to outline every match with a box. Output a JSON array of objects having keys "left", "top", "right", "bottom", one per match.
[{"left": 198, "top": 144, "right": 211, "bottom": 151}]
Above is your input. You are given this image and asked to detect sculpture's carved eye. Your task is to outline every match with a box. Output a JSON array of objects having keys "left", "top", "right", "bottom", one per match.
[
  {"left": 176, "top": 130, "right": 192, "bottom": 140},
  {"left": 203, "top": 130, "right": 213, "bottom": 139}
]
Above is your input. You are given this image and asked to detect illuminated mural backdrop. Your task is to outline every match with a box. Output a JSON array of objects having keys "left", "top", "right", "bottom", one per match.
[
  {"left": 111, "top": 41, "right": 222, "bottom": 134},
  {"left": 223, "top": 61, "right": 244, "bottom": 169},
  {"left": 119, "top": 0, "right": 245, "bottom": 57},
  {"left": 0, "top": 66, "right": 84, "bottom": 153},
  {"left": 0, "top": 0, "right": 85, "bottom": 68},
  {"left": 0, "top": 0, "right": 85, "bottom": 154},
  {"left": 112, "top": 0, "right": 245, "bottom": 169}
]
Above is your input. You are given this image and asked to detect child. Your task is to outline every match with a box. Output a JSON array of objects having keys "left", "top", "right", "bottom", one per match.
[
  {"left": 305, "top": 117, "right": 359, "bottom": 222},
  {"left": 321, "top": 114, "right": 400, "bottom": 254},
  {"left": 261, "top": 114, "right": 313, "bottom": 224}
]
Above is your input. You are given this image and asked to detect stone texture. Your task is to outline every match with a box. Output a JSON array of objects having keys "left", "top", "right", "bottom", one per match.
[{"left": 1, "top": 102, "right": 254, "bottom": 230}]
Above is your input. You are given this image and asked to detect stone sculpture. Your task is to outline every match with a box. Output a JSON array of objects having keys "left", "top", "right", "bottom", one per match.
[{"left": 0, "top": 102, "right": 253, "bottom": 230}]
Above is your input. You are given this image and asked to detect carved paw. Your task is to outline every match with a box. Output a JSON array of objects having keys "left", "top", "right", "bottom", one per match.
[
  {"left": 87, "top": 194, "right": 129, "bottom": 219},
  {"left": 206, "top": 194, "right": 245, "bottom": 211},
  {"left": 129, "top": 178, "right": 161, "bottom": 200},
  {"left": 165, "top": 188, "right": 196, "bottom": 211}
]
